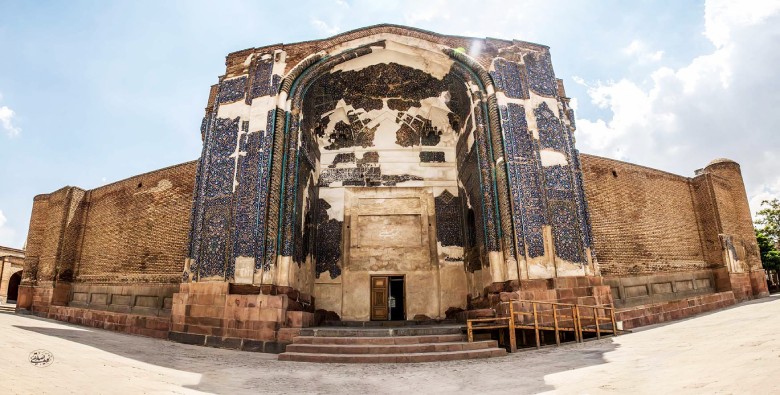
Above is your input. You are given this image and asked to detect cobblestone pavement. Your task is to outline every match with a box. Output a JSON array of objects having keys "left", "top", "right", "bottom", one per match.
[{"left": 1, "top": 295, "right": 779, "bottom": 394}]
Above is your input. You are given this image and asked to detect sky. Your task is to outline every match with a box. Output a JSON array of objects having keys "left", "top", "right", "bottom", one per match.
[{"left": 1, "top": 0, "right": 779, "bottom": 249}]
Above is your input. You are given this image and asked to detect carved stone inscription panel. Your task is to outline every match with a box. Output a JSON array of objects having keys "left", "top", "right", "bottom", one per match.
[
  {"left": 346, "top": 188, "right": 436, "bottom": 273},
  {"left": 357, "top": 215, "right": 422, "bottom": 247}
]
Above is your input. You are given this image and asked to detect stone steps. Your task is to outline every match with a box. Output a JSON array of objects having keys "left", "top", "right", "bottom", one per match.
[
  {"left": 298, "top": 325, "right": 462, "bottom": 338},
  {"left": 286, "top": 340, "right": 496, "bottom": 354},
  {"left": 293, "top": 334, "right": 466, "bottom": 345},
  {"left": 278, "top": 326, "right": 507, "bottom": 363},
  {"left": 279, "top": 348, "right": 506, "bottom": 363},
  {"left": 0, "top": 305, "right": 16, "bottom": 314},
  {"left": 321, "top": 319, "right": 459, "bottom": 327}
]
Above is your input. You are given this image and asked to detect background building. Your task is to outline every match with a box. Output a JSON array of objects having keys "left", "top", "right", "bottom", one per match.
[{"left": 0, "top": 245, "right": 24, "bottom": 303}]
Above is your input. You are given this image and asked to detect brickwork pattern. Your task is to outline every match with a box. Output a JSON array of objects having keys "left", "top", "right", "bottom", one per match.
[
  {"left": 38, "top": 189, "right": 71, "bottom": 282},
  {"left": 690, "top": 175, "right": 724, "bottom": 264},
  {"left": 707, "top": 162, "right": 763, "bottom": 271},
  {"left": 23, "top": 197, "right": 49, "bottom": 284},
  {"left": 580, "top": 154, "right": 714, "bottom": 275},
  {"left": 77, "top": 161, "right": 197, "bottom": 283},
  {"left": 219, "top": 24, "right": 550, "bottom": 81}
]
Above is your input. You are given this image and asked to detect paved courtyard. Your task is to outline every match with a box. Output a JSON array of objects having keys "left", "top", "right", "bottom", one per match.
[{"left": 1, "top": 296, "right": 779, "bottom": 394}]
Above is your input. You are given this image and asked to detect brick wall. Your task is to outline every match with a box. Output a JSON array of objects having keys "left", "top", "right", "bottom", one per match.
[
  {"left": 38, "top": 188, "right": 72, "bottom": 283},
  {"left": 22, "top": 197, "right": 48, "bottom": 285},
  {"left": 580, "top": 154, "right": 714, "bottom": 276},
  {"left": 21, "top": 160, "right": 197, "bottom": 292},
  {"left": 75, "top": 161, "right": 197, "bottom": 283},
  {"left": 706, "top": 161, "right": 763, "bottom": 271},
  {"left": 690, "top": 175, "right": 723, "bottom": 264}
]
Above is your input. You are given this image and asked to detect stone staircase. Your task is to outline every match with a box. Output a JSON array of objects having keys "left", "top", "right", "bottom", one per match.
[
  {"left": 278, "top": 325, "right": 506, "bottom": 363},
  {"left": 0, "top": 304, "right": 16, "bottom": 314}
]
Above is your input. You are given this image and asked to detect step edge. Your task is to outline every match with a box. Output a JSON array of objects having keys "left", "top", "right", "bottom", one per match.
[{"left": 279, "top": 348, "right": 507, "bottom": 357}]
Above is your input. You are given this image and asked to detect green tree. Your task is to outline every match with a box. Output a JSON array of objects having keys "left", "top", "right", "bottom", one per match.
[
  {"left": 756, "top": 229, "right": 780, "bottom": 272},
  {"left": 755, "top": 199, "right": 780, "bottom": 271},
  {"left": 755, "top": 198, "right": 780, "bottom": 247}
]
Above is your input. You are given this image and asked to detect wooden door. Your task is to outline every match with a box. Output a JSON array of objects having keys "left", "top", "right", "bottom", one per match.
[{"left": 371, "top": 276, "right": 389, "bottom": 320}]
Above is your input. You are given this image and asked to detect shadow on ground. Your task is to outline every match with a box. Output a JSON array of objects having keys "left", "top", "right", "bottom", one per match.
[{"left": 13, "top": 315, "right": 621, "bottom": 394}]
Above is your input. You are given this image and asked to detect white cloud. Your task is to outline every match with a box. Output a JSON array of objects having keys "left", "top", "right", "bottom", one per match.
[
  {"left": 749, "top": 175, "right": 780, "bottom": 216},
  {"left": 704, "top": 0, "right": 780, "bottom": 48},
  {"left": 575, "top": 0, "right": 780, "bottom": 215},
  {"left": 310, "top": 18, "right": 341, "bottom": 35},
  {"left": 403, "top": 0, "right": 451, "bottom": 24},
  {"left": 0, "top": 105, "right": 21, "bottom": 138},
  {"left": 0, "top": 210, "right": 17, "bottom": 247},
  {"left": 622, "top": 39, "right": 664, "bottom": 62}
]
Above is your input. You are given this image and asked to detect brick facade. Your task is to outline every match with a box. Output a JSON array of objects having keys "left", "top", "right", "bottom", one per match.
[
  {"left": 77, "top": 161, "right": 197, "bottom": 283},
  {"left": 581, "top": 154, "right": 713, "bottom": 275},
  {"left": 17, "top": 161, "right": 197, "bottom": 325},
  {"left": 0, "top": 246, "right": 24, "bottom": 303},
  {"left": 581, "top": 154, "right": 768, "bottom": 303}
]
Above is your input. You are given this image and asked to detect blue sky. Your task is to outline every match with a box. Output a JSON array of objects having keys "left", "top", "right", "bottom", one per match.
[{"left": 1, "top": 0, "right": 779, "bottom": 248}]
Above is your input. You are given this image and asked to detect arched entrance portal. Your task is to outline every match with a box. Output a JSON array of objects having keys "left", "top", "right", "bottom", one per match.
[
  {"left": 186, "top": 25, "right": 597, "bottom": 326},
  {"left": 272, "top": 39, "right": 506, "bottom": 321},
  {"left": 7, "top": 271, "right": 21, "bottom": 302}
]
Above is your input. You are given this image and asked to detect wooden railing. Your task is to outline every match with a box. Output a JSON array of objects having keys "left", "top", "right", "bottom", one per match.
[{"left": 466, "top": 300, "right": 619, "bottom": 352}]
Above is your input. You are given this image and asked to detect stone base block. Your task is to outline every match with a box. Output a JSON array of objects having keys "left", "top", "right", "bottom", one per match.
[
  {"left": 45, "top": 305, "right": 170, "bottom": 338},
  {"left": 168, "top": 282, "right": 313, "bottom": 353},
  {"left": 749, "top": 270, "right": 770, "bottom": 298},
  {"left": 615, "top": 291, "right": 736, "bottom": 330},
  {"left": 167, "top": 331, "right": 288, "bottom": 353}
]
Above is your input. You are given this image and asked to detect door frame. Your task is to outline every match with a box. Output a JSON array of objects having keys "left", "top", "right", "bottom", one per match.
[{"left": 370, "top": 274, "right": 406, "bottom": 321}]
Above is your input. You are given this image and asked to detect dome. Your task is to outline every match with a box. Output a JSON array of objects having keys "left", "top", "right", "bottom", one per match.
[{"left": 706, "top": 158, "right": 738, "bottom": 167}]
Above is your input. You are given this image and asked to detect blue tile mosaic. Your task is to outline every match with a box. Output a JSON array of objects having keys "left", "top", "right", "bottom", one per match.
[
  {"left": 549, "top": 201, "right": 584, "bottom": 263},
  {"left": 543, "top": 165, "right": 573, "bottom": 191},
  {"left": 204, "top": 118, "right": 239, "bottom": 199},
  {"left": 535, "top": 102, "right": 568, "bottom": 154},
  {"left": 501, "top": 103, "right": 547, "bottom": 258},
  {"left": 490, "top": 58, "right": 528, "bottom": 99},
  {"left": 329, "top": 153, "right": 356, "bottom": 168},
  {"left": 250, "top": 59, "right": 276, "bottom": 99},
  {"left": 435, "top": 190, "right": 464, "bottom": 247},
  {"left": 571, "top": 150, "right": 593, "bottom": 248},
  {"left": 199, "top": 198, "right": 231, "bottom": 278},
  {"left": 314, "top": 198, "right": 342, "bottom": 279},
  {"left": 524, "top": 52, "right": 558, "bottom": 97},
  {"left": 233, "top": 131, "right": 263, "bottom": 257},
  {"left": 255, "top": 110, "right": 276, "bottom": 269},
  {"left": 420, "top": 151, "right": 446, "bottom": 163},
  {"left": 217, "top": 76, "right": 247, "bottom": 104},
  {"left": 472, "top": 105, "right": 500, "bottom": 253}
]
